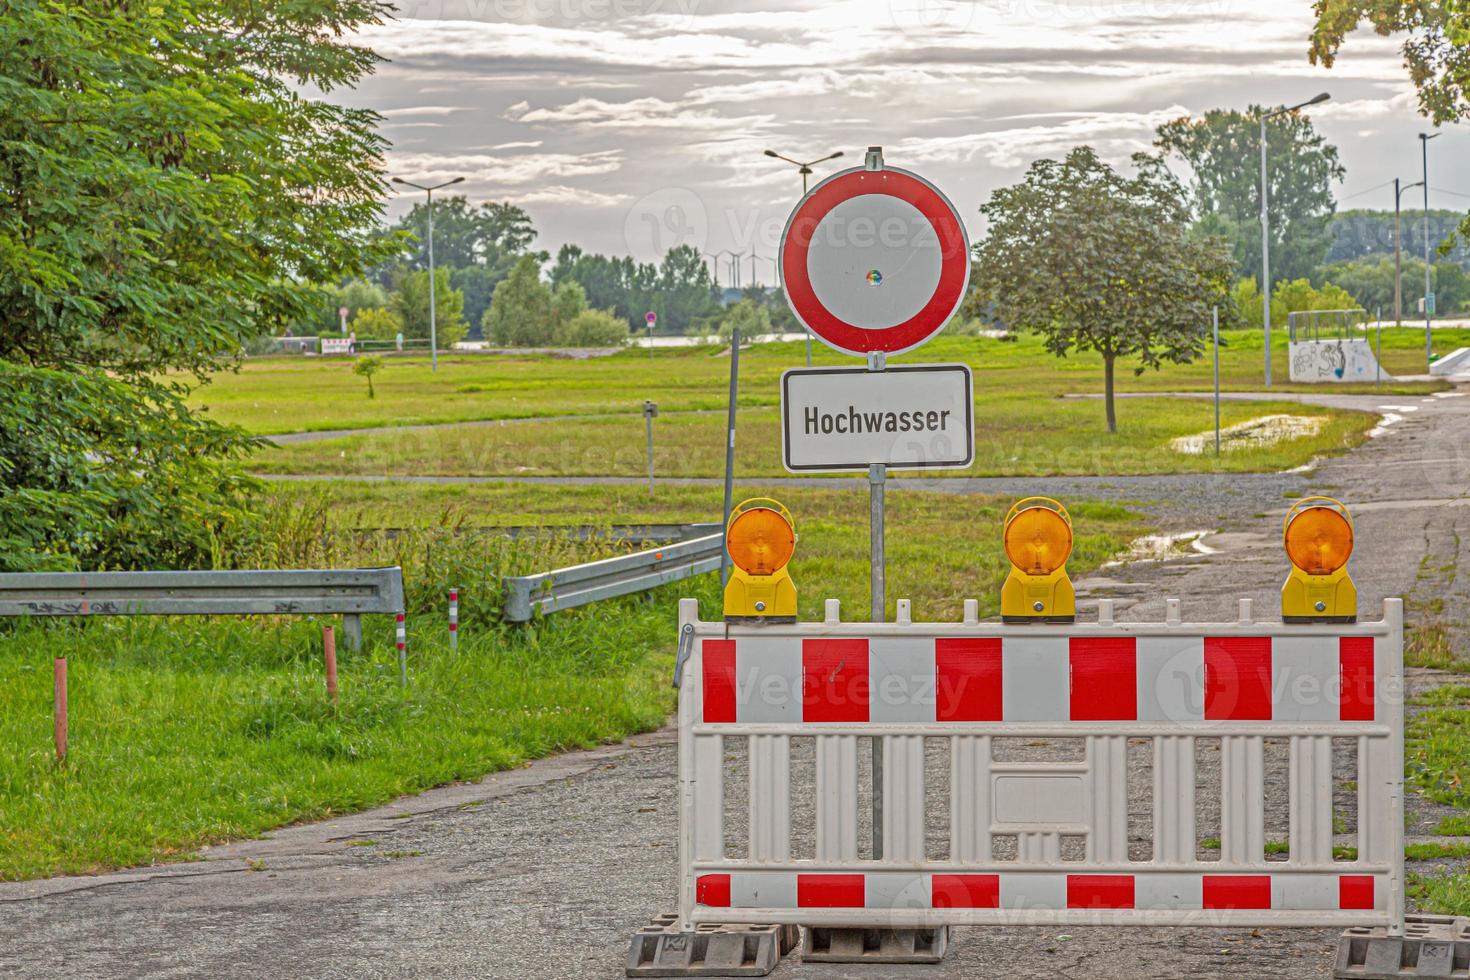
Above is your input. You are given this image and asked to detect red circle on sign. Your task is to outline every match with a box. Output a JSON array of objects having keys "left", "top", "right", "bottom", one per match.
[{"left": 779, "top": 167, "right": 969, "bottom": 356}]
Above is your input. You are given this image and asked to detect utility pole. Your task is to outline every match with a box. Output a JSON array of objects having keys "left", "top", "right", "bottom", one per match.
[
  {"left": 1420, "top": 132, "right": 1440, "bottom": 369},
  {"left": 392, "top": 175, "right": 465, "bottom": 372},
  {"left": 1394, "top": 178, "right": 1425, "bottom": 328}
]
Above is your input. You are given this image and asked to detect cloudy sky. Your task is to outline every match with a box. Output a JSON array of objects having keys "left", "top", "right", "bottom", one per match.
[{"left": 347, "top": 0, "right": 1470, "bottom": 281}]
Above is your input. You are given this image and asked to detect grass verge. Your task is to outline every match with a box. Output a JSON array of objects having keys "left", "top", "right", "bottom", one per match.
[{"left": 0, "top": 482, "right": 1146, "bottom": 880}]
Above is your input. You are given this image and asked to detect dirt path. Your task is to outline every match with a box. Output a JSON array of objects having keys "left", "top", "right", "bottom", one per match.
[{"left": 3, "top": 389, "right": 1467, "bottom": 979}]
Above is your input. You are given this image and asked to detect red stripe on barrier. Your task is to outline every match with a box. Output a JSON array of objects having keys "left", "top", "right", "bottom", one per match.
[
  {"left": 696, "top": 874, "right": 731, "bottom": 907},
  {"left": 1069, "top": 637, "right": 1137, "bottom": 720},
  {"left": 797, "top": 874, "right": 865, "bottom": 908},
  {"left": 1202, "top": 875, "right": 1271, "bottom": 909},
  {"left": 702, "top": 640, "right": 737, "bottom": 723},
  {"left": 1340, "top": 637, "right": 1375, "bottom": 722},
  {"left": 1339, "top": 875, "right": 1375, "bottom": 910},
  {"left": 1204, "top": 637, "right": 1273, "bottom": 720},
  {"left": 932, "top": 874, "right": 1000, "bottom": 908},
  {"left": 1066, "top": 874, "right": 1134, "bottom": 909},
  {"left": 935, "top": 638, "right": 1002, "bottom": 721},
  {"left": 802, "top": 639, "right": 869, "bottom": 723}
]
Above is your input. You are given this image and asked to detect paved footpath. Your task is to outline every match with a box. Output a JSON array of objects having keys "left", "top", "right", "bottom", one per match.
[{"left": 5, "top": 389, "right": 1470, "bottom": 980}]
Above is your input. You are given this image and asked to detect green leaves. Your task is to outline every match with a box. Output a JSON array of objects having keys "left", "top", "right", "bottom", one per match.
[{"left": 0, "top": 0, "right": 400, "bottom": 570}]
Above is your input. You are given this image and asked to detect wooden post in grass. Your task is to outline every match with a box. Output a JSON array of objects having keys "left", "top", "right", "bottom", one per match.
[
  {"left": 323, "top": 626, "right": 339, "bottom": 703},
  {"left": 54, "top": 657, "right": 68, "bottom": 762}
]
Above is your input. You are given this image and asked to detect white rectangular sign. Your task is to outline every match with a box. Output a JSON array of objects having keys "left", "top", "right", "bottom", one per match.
[
  {"left": 781, "top": 364, "right": 974, "bottom": 472},
  {"left": 320, "top": 338, "right": 353, "bottom": 355}
]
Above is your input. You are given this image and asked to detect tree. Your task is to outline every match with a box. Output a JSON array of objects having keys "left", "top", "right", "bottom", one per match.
[
  {"left": 973, "top": 147, "right": 1235, "bottom": 433},
  {"left": 1155, "top": 108, "right": 1344, "bottom": 287},
  {"left": 353, "top": 307, "right": 403, "bottom": 341},
  {"left": 0, "top": 0, "right": 400, "bottom": 570},
  {"left": 484, "top": 256, "right": 555, "bottom": 346},
  {"left": 353, "top": 356, "right": 384, "bottom": 398},
  {"left": 717, "top": 300, "right": 772, "bottom": 344},
  {"left": 1311, "top": 0, "right": 1470, "bottom": 124},
  {"left": 393, "top": 197, "right": 539, "bottom": 270},
  {"left": 391, "top": 268, "right": 467, "bottom": 347},
  {"left": 1327, "top": 209, "right": 1470, "bottom": 266}
]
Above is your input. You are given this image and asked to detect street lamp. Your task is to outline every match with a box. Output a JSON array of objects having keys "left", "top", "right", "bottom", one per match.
[
  {"left": 1394, "top": 178, "right": 1425, "bottom": 328},
  {"left": 391, "top": 175, "right": 465, "bottom": 372},
  {"left": 763, "top": 148, "right": 844, "bottom": 196},
  {"left": 1420, "top": 132, "right": 1440, "bottom": 368},
  {"left": 764, "top": 149, "right": 844, "bottom": 365},
  {"left": 1259, "top": 92, "right": 1329, "bottom": 387}
]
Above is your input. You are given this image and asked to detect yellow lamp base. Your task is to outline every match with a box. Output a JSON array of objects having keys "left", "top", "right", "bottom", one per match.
[
  {"left": 724, "top": 567, "right": 797, "bottom": 623},
  {"left": 1282, "top": 567, "right": 1356, "bottom": 623},
  {"left": 1001, "top": 568, "right": 1076, "bottom": 623}
]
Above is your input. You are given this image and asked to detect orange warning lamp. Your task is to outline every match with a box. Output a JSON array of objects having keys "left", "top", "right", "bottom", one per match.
[
  {"left": 1001, "top": 497, "right": 1076, "bottom": 622},
  {"left": 723, "top": 498, "right": 798, "bottom": 622},
  {"left": 1282, "top": 497, "right": 1356, "bottom": 622}
]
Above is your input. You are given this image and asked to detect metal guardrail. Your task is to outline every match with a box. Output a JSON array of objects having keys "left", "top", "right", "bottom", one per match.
[
  {"left": 0, "top": 568, "right": 405, "bottom": 650},
  {"left": 503, "top": 534, "right": 724, "bottom": 623},
  {"left": 1287, "top": 308, "right": 1369, "bottom": 343}
]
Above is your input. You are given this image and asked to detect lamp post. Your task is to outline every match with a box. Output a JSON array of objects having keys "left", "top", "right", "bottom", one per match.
[
  {"left": 1420, "top": 132, "right": 1440, "bottom": 368},
  {"left": 1394, "top": 178, "right": 1425, "bottom": 328},
  {"left": 1259, "top": 92, "right": 1330, "bottom": 387},
  {"left": 763, "top": 149, "right": 844, "bottom": 366},
  {"left": 762, "top": 148, "right": 844, "bottom": 195},
  {"left": 391, "top": 175, "right": 464, "bottom": 372}
]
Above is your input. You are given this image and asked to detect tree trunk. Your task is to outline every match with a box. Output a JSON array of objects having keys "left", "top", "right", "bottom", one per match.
[{"left": 1103, "top": 353, "right": 1117, "bottom": 434}]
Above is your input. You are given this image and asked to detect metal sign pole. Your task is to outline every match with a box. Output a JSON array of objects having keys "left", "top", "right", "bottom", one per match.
[
  {"left": 720, "top": 329, "right": 740, "bottom": 586},
  {"left": 1213, "top": 306, "right": 1221, "bottom": 456},
  {"left": 644, "top": 400, "right": 658, "bottom": 495},
  {"left": 866, "top": 350, "right": 886, "bottom": 858}
]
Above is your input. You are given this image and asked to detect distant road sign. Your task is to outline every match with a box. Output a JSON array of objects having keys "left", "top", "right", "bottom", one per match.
[
  {"left": 646, "top": 311, "right": 658, "bottom": 325},
  {"left": 781, "top": 364, "right": 973, "bottom": 472},
  {"left": 779, "top": 165, "right": 969, "bottom": 357}
]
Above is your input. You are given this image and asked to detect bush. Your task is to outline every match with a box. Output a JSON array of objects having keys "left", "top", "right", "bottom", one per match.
[
  {"left": 561, "top": 308, "right": 630, "bottom": 347},
  {"left": 353, "top": 306, "right": 403, "bottom": 341},
  {"left": 716, "top": 299, "right": 771, "bottom": 343}
]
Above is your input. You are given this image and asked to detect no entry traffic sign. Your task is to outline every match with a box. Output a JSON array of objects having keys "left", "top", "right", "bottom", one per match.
[{"left": 779, "top": 162, "right": 969, "bottom": 357}]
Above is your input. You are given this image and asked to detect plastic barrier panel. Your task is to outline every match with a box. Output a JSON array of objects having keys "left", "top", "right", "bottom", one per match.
[{"left": 674, "top": 596, "right": 1404, "bottom": 933}]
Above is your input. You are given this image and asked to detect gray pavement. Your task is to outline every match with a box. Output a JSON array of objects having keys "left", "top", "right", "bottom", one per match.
[{"left": 5, "top": 388, "right": 1470, "bottom": 979}]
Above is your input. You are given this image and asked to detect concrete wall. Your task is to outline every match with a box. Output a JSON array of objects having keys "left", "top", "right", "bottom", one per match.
[{"left": 1288, "top": 339, "right": 1391, "bottom": 383}]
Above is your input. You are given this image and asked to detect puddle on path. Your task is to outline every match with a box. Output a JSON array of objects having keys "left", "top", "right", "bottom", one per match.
[
  {"left": 1102, "top": 530, "right": 1217, "bottom": 568},
  {"left": 1170, "top": 414, "right": 1326, "bottom": 455}
]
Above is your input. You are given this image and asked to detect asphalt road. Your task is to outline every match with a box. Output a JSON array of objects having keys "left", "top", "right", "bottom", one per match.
[{"left": 5, "top": 388, "right": 1469, "bottom": 980}]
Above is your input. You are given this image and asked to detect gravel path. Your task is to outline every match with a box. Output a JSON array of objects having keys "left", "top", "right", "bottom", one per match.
[{"left": 4, "top": 388, "right": 1468, "bottom": 979}]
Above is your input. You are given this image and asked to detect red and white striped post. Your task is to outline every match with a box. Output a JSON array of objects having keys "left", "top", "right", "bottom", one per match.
[
  {"left": 448, "top": 588, "right": 459, "bottom": 653},
  {"left": 54, "top": 657, "right": 68, "bottom": 763},
  {"left": 322, "top": 625, "right": 338, "bottom": 703},
  {"left": 395, "top": 613, "right": 407, "bottom": 687}
]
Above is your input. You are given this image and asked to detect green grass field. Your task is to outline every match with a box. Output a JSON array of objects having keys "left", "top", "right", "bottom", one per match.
[
  {"left": 191, "top": 329, "right": 1454, "bottom": 436},
  {"left": 255, "top": 396, "right": 1374, "bottom": 479}
]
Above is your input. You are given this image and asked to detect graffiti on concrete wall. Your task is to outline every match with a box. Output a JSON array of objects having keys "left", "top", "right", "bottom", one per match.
[{"left": 1288, "top": 340, "right": 1389, "bottom": 383}]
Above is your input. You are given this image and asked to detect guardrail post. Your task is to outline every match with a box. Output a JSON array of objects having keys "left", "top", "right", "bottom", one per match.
[
  {"left": 54, "top": 657, "right": 68, "bottom": 763},
  {"left": 342, "top": 613, "right": 362, "bottom": 652}
]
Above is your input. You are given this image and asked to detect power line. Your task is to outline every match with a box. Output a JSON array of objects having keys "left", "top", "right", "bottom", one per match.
[
  {"left": 1429, "top": 186, "right": 1470, "bottom": 200},
  {"left": 1338, "top": 179, "right": 1394, "bottom": 203}
]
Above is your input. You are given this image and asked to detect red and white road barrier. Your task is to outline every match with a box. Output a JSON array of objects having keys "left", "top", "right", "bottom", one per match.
[
  {"left": 449, "top": 588, "right": 459, "bottom": 653},
  {"left": 672, "top": 596, "right": 1405, "bottom": 932}
]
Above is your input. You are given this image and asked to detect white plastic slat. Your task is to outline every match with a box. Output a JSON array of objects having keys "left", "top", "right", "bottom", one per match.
[
  {"left": 691, "top": 735, "right": 724, "bottom": 863},
  {"left": 882, "top": 735, "right": 925, "bottom": 862},
  {"left": 951, "top": 735, "right": 992, "bottom": 862},
  {"left": 816, "top": 735, "right": 858, "bottom": 861},
  {"left": 1221, "top": 735, "right": 1265, "bottom": 865},
  {"left": 749, "top": 734, "right": 790, "bottom": 861},
  {"left": 1088, "top": 735, "right": 1128, "bottom": 862},
  {"left": 1018, "top": 831, "right": 1061, "bottom": 864},
  {"left": 1153, "top": 735, "right": 1196, "bottom": 864},
  {"left": 1288, "top": 735, "right": 1333, "bottom": 866}
]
